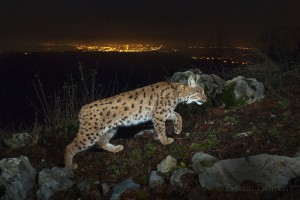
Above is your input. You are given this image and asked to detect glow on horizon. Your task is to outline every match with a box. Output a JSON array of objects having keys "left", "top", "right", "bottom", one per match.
[{"left": 70, "top": 43, "right": 163, "bottom": 52}]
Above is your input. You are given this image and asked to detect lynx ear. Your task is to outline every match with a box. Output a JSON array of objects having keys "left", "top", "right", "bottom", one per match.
[{"left": 188, "top": 76, "right": 197, "bottom": 88}]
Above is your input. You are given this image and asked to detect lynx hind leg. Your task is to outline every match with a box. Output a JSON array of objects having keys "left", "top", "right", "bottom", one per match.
[
  {"left": 65, "top": 143, "right": 79, "bottom": 170},
  {"left": 64, "top": 128, "right": 99, "bottom": 170},
  {"left": 96, "top": 128, "right": 124, "bottom": 153},
  {"left": 171, "top": 112, "right": 182, "bottom": 134}
]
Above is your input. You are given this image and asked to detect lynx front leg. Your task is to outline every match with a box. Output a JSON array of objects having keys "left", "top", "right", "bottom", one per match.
[
  {"left": 152, "top": 114, "right": 174, "bottom": 145},
  {"left": 96, "top": 129, "right": 124, "bottom": 153},
  {"left": 168, "top": 112, "right": 182, "bottom": 134}
]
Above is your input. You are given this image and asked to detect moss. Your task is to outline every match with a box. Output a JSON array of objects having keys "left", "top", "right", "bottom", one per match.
[
  {"left": 189, "top": 132, "right": 218, "bottom": 151},
  {"left": 277, "top": 98, "right": 290, "bottom": 109},
  {"left": 220, "top": 82, "right": 248, "bottom": 108}
]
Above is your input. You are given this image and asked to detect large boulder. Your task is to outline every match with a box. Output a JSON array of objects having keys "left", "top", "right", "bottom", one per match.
[
  {"left": 1, "top": 133, "right": 32, "bottom": 148},
  {"left": 167, "top": 68, "right": 225, "bottom": 100},
  {"left": 197, "top": 154, "right": 300, "bottom": 191},
  {"left": 168, "top": 69, "right": 265, "bottom": 107},
  {"left": 220, "top": 76, "right": 265, "bottom": 107},
  {"left": 191, "top": 152, "right": 217, "bottom": 174},
  {"left": 167, "top": 69, "right": 265, "bottom": 107},
  {"left": 0, "top": 156, "right": 36, "bottom": 200},
  {"left": 37, "top": 167, "right": 74, "bottom": 200}
]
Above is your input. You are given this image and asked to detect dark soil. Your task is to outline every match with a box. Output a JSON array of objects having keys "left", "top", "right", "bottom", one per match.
[{"left": 1, "top": 87, "right": 300, "bottom": 200}]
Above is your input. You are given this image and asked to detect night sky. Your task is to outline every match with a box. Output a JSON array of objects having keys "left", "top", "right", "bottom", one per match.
[{"left": 0, "top": 0, "right": 299, "bottom": 51}]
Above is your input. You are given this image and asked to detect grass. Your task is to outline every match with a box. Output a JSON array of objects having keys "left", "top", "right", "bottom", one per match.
[
  {"left": 32, "top": 75, "right": 79, "bottom": 129},
  {"left": 189, "top": 130, "right": 219, "bottom": 152},
  {"left": 236, "top": 47, "right": 300, "bottom": 90},
  {"left": 31, "top": 64, "right": 128, "bottom": 131},
  {"left": 277, "top": 98, "right": 290, "bottom": 109}
]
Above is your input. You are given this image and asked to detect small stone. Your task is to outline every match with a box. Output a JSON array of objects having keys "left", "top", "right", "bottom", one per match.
[
  {"left": 236, "top": 132, "right": 252, "bottom": 137},
  {"left": 185, "top": 132, "right": 191, "bottom": 137},
  {"left": 134, "top": 129, "right": 155, "bottom": 138},
  {"left": 157, "top": 155, "right": 177, "bottom": 173},
  {"left": 101, "top": 183, "right": 111, "bottom": 195},
  {"left": 110, "top": 179, "right": 140, "bottom": 200},
  {"left": 170, "top": 168, "right": 194, "bottom": 188},
  {"left": 149, "top": 171, "right": 164, "bottom": 188}
]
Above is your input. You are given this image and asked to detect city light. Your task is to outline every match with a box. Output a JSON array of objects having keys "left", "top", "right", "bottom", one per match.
[
  {"left": 192, "top": 56, "right": 248, "bottom": 65},
  {"left": 38, "top": 42, "right": 250, "bottom": 65},
  {"left": 70, "top": 44, "right": 163, "bottom": 52}
]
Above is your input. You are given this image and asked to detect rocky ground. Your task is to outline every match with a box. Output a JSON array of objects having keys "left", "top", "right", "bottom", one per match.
[{"left": 1, "top": 85, "right": 300, "bottom": 199}]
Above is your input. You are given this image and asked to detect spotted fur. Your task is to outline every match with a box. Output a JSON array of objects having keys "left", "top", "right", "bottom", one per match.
[{"left": 65, "top": 78, "right": 206, "bottom": 170}]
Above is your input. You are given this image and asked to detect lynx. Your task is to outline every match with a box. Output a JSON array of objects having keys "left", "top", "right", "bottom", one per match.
[{"left": 65, "top": 77, "right": 206, "bottom": 169}]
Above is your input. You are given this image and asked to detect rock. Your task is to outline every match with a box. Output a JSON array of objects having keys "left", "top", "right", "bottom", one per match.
[
  {"left": 236, "top": 131, "right": 252, "bottom": 137},
  {"left": 192, "top": 152, "right": 217, "bottom": 174},
  {"left": 157, "top": 155, "right": 177, "bottom": 173},
  {"left": 75, "top": 180, "right": 102, "bottom": 199},
  {"left": 170, "top": 168, "right": 194, "bottom": 188},
  {"left": 221, "top": 76, "right": 265, "bottom": 107},
  {"left": 1, "top": 133, "right": 32, "bottom": 148},
  {"left": 167, "top": 69, "right": 265, "bottom": 108},
  {"left": 76, "top": 180, "right": 95, "bottom": 195},
  {"left": 37, "top": 167, "right": 74, "bottom": 200},
  {"left": 102, "top": 183, "right": 111, "bottom": 196},
  {"left": 149, "top": 171, "right": 164, "bottom": 188},
  {"left": 110, "top": 179, "right": 140, "bottom": 200},
  {"left": 76, "top": 180, "right": 88, "bottom": 192},
  {"left": 198, "top": 154, "right": 300, "bottom": 191},
  {"left": 167, "top": 68, "right": 225, "bottom": 102},
  {"left": 197, "top": 73, "right": 226, "bottom": 99},
  {"left": 134, "top": 129, "right": 155, "bottom": 138},
  {"left": 0, "top": 156, "right": 36, "bottom": 200},
  {"left": 167, "top": 68, "right": 203, "bottom": 84}
]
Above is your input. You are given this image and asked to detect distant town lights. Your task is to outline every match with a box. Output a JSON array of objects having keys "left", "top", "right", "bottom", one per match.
[{"left": 71, "top": 44, "right": 163, "bottom": 52}]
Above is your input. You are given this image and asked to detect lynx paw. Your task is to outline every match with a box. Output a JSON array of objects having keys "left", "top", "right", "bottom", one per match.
[
  {"left": 66, "top": 163, "right": 78, "bottom": 170},
  {"left": 101, "top": 143, "right": 124, "bottom": 153},
  {"left": 160, "top": 137, "right": 174, "bottom": 145},
  {"left": 112, "top": 145, "right": 124, "bottom": 153}
]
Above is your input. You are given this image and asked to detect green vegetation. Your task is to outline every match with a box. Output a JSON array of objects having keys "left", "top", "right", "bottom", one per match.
[
  {"left": 189, "top": 130, "right": 219, "bottom": 152},
  {"left": 238, "top": 48, "right": 284, "bottom": 90},
  {"left": 223, "top": 115, "right": 239, "bottom": 125},
  {"left": 106, "top": 165, "right": 128, "bottom": 177},
  {"left": 277, "top": 98, "right": 290, "bottom": 109},
  {"left": 219, "top": 82, "right": 247, "bottom": 108},
  {"left": 237, "top": 28, "right": 300, "bottom": 91}
]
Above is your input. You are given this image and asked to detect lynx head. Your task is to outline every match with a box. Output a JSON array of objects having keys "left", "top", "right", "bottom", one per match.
[{"left": 177, "top": 76, "right": 207, "bottom": 105}]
